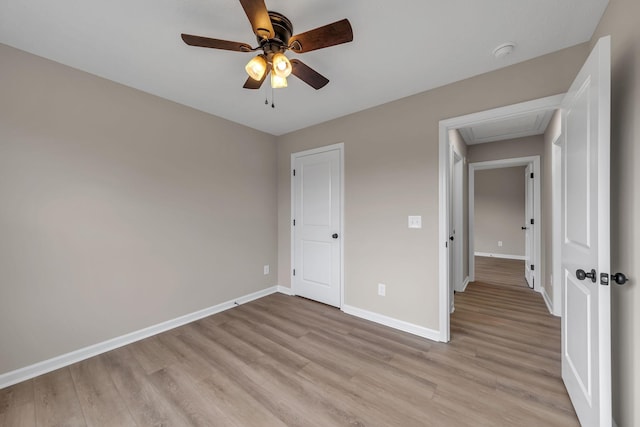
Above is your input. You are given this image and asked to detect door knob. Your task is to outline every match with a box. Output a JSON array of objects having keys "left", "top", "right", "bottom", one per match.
[
  {"left": 332, "top": 233, "right": 339, "bottom": 239},
  {"left": 612, "top": 272, "right": 629, "bottom": 285},
  {"left": 449, "top": 236, "right": 454, "bottom": 241},
  {"left": 576, "top": 269, "right": 597, "bottom": 283}
]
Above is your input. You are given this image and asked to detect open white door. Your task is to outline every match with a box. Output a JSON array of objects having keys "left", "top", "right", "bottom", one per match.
[
  {"left": 292, "top": 146, "right": 342, "bottom": 307},
  {"left": 452, "top": 152, "right": 464, "bottom": 293},
  {"left": 561, "top": 36, "right": 611, "bottom": 427},
  {"left": 524, "top": 164, "right": 534, "bottom": 288}
]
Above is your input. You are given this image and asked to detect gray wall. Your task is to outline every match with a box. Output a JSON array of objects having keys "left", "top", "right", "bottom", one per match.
[
  {"left": 0, "top": 44, "right": 278, "bottom": 375},
  {"left": 474, "top": 167, "right": 526, "bottom": 257},
  {"left": 277, "top": 46, "right": 588, "bottom": 331},
  {"left": 591, "top": 0, "right": 640, "bottom": 424}
]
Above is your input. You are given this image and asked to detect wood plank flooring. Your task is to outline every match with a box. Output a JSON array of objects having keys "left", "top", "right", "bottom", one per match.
[
  {"left": 474, "top": 255, "right": 528, "bottom": 288},
  {"left": 1, "top": 263, "right": 578, "bottom": 426}
]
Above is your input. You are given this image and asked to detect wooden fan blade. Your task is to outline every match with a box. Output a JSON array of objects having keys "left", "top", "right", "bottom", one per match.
[
  {"left": 289, "top": 19, "right": 353, "bottom": 53},
  {"left": 290, "top": 59, "right": 329, "bottom": 90},
  {"left": 243, "top": 70, "right": 268, "bottom": 89},
  {"left": 181, "top": 34, "right": 252, "bottom": 52},
  {"left": 238, "top": 0, "right": 274, "bottom": 39}
]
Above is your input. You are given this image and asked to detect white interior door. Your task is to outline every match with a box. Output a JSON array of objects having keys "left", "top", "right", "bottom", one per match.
[
  {"left": 293, "top": 147, "right": 342, "bottom": 307},
  {"left": 524, "top": 164, "right": 534, "bottom": 288},
  {"left": 452, "top": 152, "right": 464, "bottom": 292},
  {"left": 561, "top": 36, "right": 611, "bottom": 427},
  {"left": 448, "top": 146, "right": 456, "bottom": 313}
]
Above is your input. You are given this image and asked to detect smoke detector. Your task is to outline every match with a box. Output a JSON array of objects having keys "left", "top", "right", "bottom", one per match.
[{"left": 493, "top": 42, "right": 516, "bottom": 59}]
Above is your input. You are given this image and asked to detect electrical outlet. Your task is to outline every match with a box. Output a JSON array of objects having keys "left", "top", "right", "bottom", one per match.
[
  {"left": 498, "top": 241, "right": 503, "bottom": 247},
  {"left": 378, "top": 283, "right": 386, "bottom": 296},
  {"left": 263, "top": 265, "right": 270, "bottom": 275},
  {"left": 408, "top": 216, "right": 422, "bottom": 229}
]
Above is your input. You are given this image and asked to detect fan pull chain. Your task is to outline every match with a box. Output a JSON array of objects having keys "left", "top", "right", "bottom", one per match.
[{"left": 271, "top": 86, "right": 275, "bottom": 108}]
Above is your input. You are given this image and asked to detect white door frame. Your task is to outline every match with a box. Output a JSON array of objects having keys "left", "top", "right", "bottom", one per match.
[
  {"left": 468, "top": 156, "right": 541, "bottom": 292},
  {"left": 290, "top": 143, "right": 345, "bottom": 307},
  {"left": 438, "top": 94, "right": 563, "bottom": 342},
  {"left": 452, "top": 150, "right": 465, "bottom": 293},
  {"left": 447, "top": 146, "right": 464, "bottom": 314},
  {"left": 551, "top": 126, "right": 563, "bottom": 317}
]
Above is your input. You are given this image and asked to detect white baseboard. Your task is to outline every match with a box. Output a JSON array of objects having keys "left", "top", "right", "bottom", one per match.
[
  {"left": 541, "top": 287, "right": 556, "bottom": 316},
  {"left": 460, "top": 276, "right": 470, "bottom": 292},
  {"left": 342, "top": 304, "right": 441, "bottom": 342},
  {"left": 277, "top": 285, "right": 294, "bottom": 296},
  {"left": 474, "top": 252, "right": 526, "bottom": 261},
  {"left": 0, "top": 285, "right": 279, "bottom": 389}
]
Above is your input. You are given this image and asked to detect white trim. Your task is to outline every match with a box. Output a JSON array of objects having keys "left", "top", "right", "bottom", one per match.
[
  {"left": 438, "top": 125, "right": 450, "bottom": 342},
  {"left": 0, "top": 286, "right": 278, "bottom": 389},
  {"left": 474, "top": 251, "right": 526, "bottom": 261},
  {"left": 440, "top": 94, "right": 565, "bottom": 129},
  {"left": 551, "top": 130, "right": 563, "bottom": 317},
  {"left": 542, "top": 287, "right": 555, "bottom": 315},
  {"left": 291, "top": 143, "right": 345, "bottom": 308},
  {"left": 460, "top": 276, "right": 470, "bottom": 292},
  {"left": 277, "top": 286, "right": 295, "bottom": 296},
  {"left": 342, "top": 305, "right": 441, "bottom": 342},
  {"left": 468, "top": 156, "right": 542, "bottom": 292},
  {"left": 452, "top": 151, "right": 465, "bottom": 293},
  {"left": 439, "top": 94, "right": 564, "bottom": 343}
]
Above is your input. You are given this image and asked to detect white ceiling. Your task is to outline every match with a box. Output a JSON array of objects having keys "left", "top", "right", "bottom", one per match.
[
  {"left": 459, "top": 109, "right": 556, "bottom": 145},
  {"left": 0, "top": 0, "right": 609, "bottom": 136}
]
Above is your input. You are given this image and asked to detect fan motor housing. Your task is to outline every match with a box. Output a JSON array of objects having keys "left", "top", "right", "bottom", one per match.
[{"left": 257, "top": 11, "right": 293, "bottom": 51}]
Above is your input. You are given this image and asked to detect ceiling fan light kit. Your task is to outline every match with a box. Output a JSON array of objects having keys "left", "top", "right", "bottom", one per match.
[
  {"left": 181, "top": 0, "right": 353, "bottom": 92},
  {"left": 245, "top": 54, "right": 268, "bottom": 81},
  {"left": 271, "top": 73, "right": 288, "bottom": 88},
  {"left": 271, "top": 52, "right": 292, "bottom": 78}
]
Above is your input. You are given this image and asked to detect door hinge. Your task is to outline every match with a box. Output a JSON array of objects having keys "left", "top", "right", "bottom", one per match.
[
  {"left": 530, "top": 172, "right": 534, "bottom": 178},
  {"left": 293, "top": 219, "right": 296, "bottom": 226},
  {"left": 531, "top": 264, "right": 535, "bottom": 271},
  {"left": 530, "top": 218, "right": 535, "bottom": 225},
  {"left": 293, "top": 169, "right": 296, "bottom": 176},
  {"left": 293, "top": 269, "right": 296, "bottom": 276}
]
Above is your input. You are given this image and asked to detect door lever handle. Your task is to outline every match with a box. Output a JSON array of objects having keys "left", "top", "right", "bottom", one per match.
[
  {"left": 521, "top": 226, "right": 528, "bottom": 230},
  {"left": 576, "top": 269, "right": 597, "bottom": 283},
  {"left": 612, "top": 272, "right": 628, "bottom": 285}
]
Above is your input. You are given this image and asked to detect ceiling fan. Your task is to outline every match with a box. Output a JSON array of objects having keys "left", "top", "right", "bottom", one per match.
[{"left": 181, "top": 0, "right": 353, "bottom": 90}]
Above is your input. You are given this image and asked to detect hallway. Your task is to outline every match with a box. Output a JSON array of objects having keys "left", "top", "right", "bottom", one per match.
[{"left": 450, "top": 256, "right": 578, "bottom": 424}]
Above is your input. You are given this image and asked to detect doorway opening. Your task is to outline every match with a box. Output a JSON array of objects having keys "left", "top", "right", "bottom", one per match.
[
  {"left": 468, "top": 155, "right": 541, "bottom": 291},
  {"left": 438, "top": 94, "right": 564, "bottom": 342}
]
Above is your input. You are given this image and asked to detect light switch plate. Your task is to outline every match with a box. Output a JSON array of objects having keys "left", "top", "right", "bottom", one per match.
[
  {"left": 263, "top": 265, "right": 270, "bottom": 275},
  {"left": 408, "top": 215, "right": 422, "bottom": 229}
]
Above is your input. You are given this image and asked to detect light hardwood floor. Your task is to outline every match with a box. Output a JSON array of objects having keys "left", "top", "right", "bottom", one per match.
[
  {"left": 1, "top": 263, "right": 578, "bottom": 426},
  {"left": 474, "top": 255, "right": 529, "bottom": 288}
]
